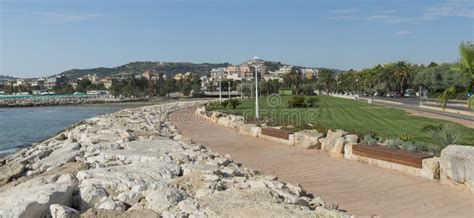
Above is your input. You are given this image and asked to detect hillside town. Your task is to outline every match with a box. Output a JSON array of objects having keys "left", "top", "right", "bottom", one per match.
[{"left": 0, "top": 59, "right": 320, "bottom": 98}]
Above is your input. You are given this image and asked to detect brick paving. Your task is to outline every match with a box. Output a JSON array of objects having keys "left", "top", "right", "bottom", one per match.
[{"left": 170, "top": 107, "right": 474, "bottom": 218}]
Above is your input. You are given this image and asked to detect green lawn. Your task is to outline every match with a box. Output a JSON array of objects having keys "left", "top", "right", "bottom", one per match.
[{"left": 219, "top": 96, "right": 474, "bottom": 145}]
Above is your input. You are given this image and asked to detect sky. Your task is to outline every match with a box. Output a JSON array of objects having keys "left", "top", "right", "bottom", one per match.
[{"left": 0, "top": 0, "right": 473, "bottom": 78}]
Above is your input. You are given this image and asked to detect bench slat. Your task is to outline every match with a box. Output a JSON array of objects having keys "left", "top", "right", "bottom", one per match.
[
  {"left": 352, "top": 143, "right": 433, "bottom": 169},
  {"left": 261, "top": 128, "right": 293, "bottom": 140}
]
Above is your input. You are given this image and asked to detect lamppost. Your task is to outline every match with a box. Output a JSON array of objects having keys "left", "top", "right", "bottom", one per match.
[
  {"left": 253, "top": 56, "right": 260, "bottom": 120},
  {"left": 240, "top": 78, "right": 243, "bottom": 100},
  {"left": 228, "top": 81, "right": 231, "bottom": 99},
  {"left": 218, "top": 73, "right": 222, "bottom": 102}
]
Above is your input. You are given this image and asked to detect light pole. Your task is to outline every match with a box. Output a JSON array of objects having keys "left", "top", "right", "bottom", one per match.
[
  {"left": 240, "top": 78, "right": 243, "bottom": 100},
  {"left": 253, "top": 56, "right": 260, "bottom": 120},
  {"left": 228, "top": 81, "right": 231, "bottom": 99},
  {"left": 218, "top": 73, "right": 222, "bottom": 102}
]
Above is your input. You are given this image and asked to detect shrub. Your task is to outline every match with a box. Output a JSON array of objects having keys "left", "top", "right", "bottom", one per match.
[
  {"left": 422, "top": 124, "right": 440, "bottom": 132},
  {"left": 306, "top": 97, "right": 320, "bottom": 108},
  {"left": 363, "top": 134, "right": 378, "bottom": 145},
  {"left": 228, "top": 99, "right": 241, "bottom": 109},
  {"left": 206, "top": 101, "right": 221, "bottom": 111},
  {"left": 431, "top": 123, "right": 461, "bottom": 152},
  {"left": 287, "top": 96, "right": 307, "bottom": 108},
  {"left": 221, "top": 100, "right": 229, "bottom": 109},
  {"left": 385, "top": 138, "right": 403, "bottom": 149},
  {"left": 401, "top": 141, "right": 418, "bottom": 152}
]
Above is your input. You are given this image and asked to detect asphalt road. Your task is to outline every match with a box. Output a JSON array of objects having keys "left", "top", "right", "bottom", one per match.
[{"left": 366, "top": 97, "right": 473, "bottom": 122}]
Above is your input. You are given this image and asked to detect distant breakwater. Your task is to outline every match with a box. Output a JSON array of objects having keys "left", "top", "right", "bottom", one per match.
[{"left": 0, "top": 95, "right": 149, "bottom": 108}]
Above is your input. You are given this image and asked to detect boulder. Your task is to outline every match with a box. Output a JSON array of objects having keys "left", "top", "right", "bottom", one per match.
[
  {"left": 320, "top": 129, "right": 347, "bottom": 152},
  {"left": 239, "top": 124, "right": 256, "bottom": 136},
  {"left": 250, "top": 126, "right": 262, "bottom": 137},
  {"left": 116, "top": 191, "right": 144, "bottom": 205},
  {"left": 36, "top": 142, "right": 81, "bottom": 171},
  {"left": 0, "top": 160, "right": 25, "bottom": 185},
  {"left": 345, "top": 134, "right": 358, "bottom": 145},
  {"left": 0, "top": 177, "right": 75, "bottom": 217},
  {"left": 440, "top": 145, "right": 474, "bottom": 192},
  {"left": 229, "top": 115, "right": 245, "bottom": 128},
  {"left": 329, "top": 138, "right": 345, "bottom": 158},
  {"left": 49, "top": 204, "right": 79, "bottom": 218},
  {"left": 294, "top": 130, "right": 324, "bottom": 149},
  {"left": 78, "top": 183, "right": 108, "bottom": 211},
  {"left": 81, "top": 209, "right": 159, "bottom": 218}
]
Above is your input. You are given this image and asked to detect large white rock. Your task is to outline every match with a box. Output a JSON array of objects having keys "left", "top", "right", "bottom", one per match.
[
  {"left": 36, "top": 142, "right": 81, "bottom": 171},
  {"left": 0, "top": 177, "right": 75, "bottom": 218},
  {"left": 320, "top": 129, "right": 347, "bottom": 152},
  {"left": 50, "top": 204, "right": 79, "bottom": 218},
  {"left": 294, "top": 130, "right": 324, "bottom": 149},
  {"left": 440, "top": 145, "right": 474, "bottom": 192}
]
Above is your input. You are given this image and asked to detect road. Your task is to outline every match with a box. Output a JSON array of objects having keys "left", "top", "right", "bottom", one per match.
[{"left": 363, "top": 97, "right": 473, "bottom": 124}]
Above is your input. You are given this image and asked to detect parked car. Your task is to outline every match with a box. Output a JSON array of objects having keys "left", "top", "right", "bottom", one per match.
[
  {"left": 404, "top": 89, "right": 416, "bottom": 97},
  {"left": 386, "top": 92, "right": 401, "bottom": 98},
  {"left": 373, "top": 92, "right": 384, "bottom": 97}
]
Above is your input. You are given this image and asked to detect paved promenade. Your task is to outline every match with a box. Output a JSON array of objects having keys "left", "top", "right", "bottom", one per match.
[{"left": 170, "top": 107, "right": 474, "bottom": 218}]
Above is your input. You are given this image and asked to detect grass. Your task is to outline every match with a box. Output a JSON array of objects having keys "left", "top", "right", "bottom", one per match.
[{"left": 218, "top": 96, "right": 474, "bottom": 145}]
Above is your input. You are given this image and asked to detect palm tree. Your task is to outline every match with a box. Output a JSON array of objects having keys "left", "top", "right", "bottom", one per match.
[
  {"left": 318, "top": 69, "right": 335, "bottom": 95},
  {"left": 393, "top": 60, "right": 412, "bottom": 93},
  {"left": 439, "top": 41, "right": 474, "bottom": 110}
]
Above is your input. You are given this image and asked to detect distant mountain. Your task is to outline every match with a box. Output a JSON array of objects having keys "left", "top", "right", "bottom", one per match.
[
  {"left": 0, "top": 75, "right": 17, "bottom": 82},
  {"left": 58, "top": 61, "right": 230, "bottom": 79}
]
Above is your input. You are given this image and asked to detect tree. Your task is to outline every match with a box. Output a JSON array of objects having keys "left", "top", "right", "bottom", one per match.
[
  {"left": 229, "top": 99, "right": 241, "bottom": 109},
  {"left": 282, "top": 68, "right": 303, "bottom": 95},
  {"left": 439, "top": 41, "right": 474, "bottom": 110},
  {"left": 393, "top": 60, "right": 413, "bottom": 93},
  {"left": 221, "top": 100, "right": 229, "bottom": 108},
  {"left": 428, "top": 62, "right": 439, "bottom": 68},
  {"left": 317, "top": 69, "right": 335, "bottom": 95}
]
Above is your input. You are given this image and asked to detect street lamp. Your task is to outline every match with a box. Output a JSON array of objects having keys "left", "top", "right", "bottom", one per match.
[
  {"left": 228, "top": 81, "right": 231, "bottom": 99},
  {"left": 253, "top": 56, "right": 260, "bottom": 120},
  {"left": 240, "top": 78, "right": 243, "bottom": 100},
  {"left": 219, "top": 73, "right": 222, "bottom": 102}
]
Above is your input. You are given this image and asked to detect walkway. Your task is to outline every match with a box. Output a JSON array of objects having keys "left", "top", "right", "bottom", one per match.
[{"left": 169, "top": 108, "right": 474, "bottom": 218}]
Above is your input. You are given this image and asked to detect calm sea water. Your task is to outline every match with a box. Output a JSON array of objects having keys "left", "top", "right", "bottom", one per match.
[{"left": 0, "top": 105, "right": 123, "bottom": 156}]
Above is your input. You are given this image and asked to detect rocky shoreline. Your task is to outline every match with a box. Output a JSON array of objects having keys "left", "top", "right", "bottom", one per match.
[
  {"left": 0, "top": 96, "right": 149, "bottom": 108},
  {"left": 0, "top": 101, "right": 350, "bottom": 217}
]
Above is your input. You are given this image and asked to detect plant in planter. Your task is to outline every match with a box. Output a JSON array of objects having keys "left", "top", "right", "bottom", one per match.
[
  {"left": 385, "top": 138, "right": 403, "bottom": 149},
  {"left": 221, "top": 100, "right": 229, "bottom": 109},
  {"left": 228, "top": 99, "right": 241, "bottom": 109},
  {"left": 363, "top": 134, "right": 378, "bottom": 145},
  {"left": 306, "top": 97, "right": 320, "bottom": 108},
  {"left": 287, "top": 96, "right": 307, "bottom": 108},
  {"left": 431, "top": 123, "right": 461, "bottom": 154}
]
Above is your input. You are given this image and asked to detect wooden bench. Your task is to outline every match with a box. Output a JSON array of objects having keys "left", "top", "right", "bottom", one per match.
[
  {"left": 352, "top": 143, "right": 433, "bottom": 168},
  {"left": 261, "top": 128, "right": 293, "bottom": 140}
]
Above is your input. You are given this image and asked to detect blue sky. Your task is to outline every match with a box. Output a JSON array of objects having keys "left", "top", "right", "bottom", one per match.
[{"left": 1, "top": 0, "right": 473, "bottom": 78}]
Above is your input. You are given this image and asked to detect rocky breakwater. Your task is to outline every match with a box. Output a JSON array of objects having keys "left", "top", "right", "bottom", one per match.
[
  {"left": 0, "top": 101, "right": 351, "bottom": 217},
  {"left": 0, "top": 96, "right": 148, "bottom": 108}
]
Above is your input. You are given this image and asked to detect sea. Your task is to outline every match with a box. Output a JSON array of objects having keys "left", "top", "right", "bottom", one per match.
[{"left": 0, "top": 105, "right": 126, "bottom": 157}]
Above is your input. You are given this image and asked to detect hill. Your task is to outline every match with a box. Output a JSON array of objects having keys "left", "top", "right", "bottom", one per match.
[{"left": 59, "top": 61, "right": 230, "bottom": 79}]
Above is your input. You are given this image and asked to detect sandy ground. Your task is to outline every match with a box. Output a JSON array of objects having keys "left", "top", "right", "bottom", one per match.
[{"left": 170, "top": 108, "right": 474, "bottom": 218}]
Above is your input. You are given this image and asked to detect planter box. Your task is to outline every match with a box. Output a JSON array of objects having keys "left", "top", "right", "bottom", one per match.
[
  {"left": 261, "top": 128, "right": 293, "bottom": 140},
  {"left": 352, "top": 143, "right": 433, "bottom": 168}
]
